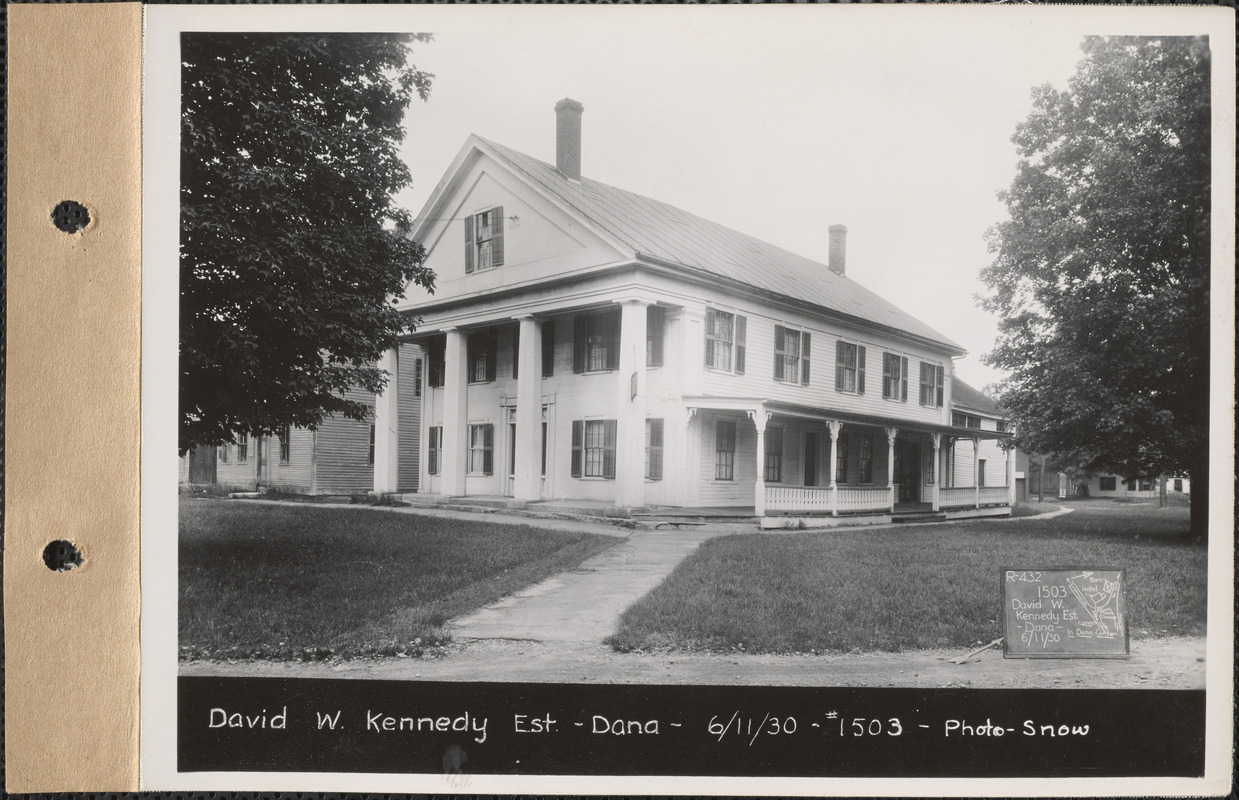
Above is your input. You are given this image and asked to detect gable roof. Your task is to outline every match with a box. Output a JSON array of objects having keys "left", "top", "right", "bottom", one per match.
[
  {"left": 951, "top": 375, "right": 1003, "bottom": 417},
  {"left": 471, "top": 136, "right": 964, "bottom": 354}
]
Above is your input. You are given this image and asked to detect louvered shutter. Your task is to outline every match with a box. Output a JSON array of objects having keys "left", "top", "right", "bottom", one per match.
[
  {"left": 570, "top": 421, "right": 583, "bottom": 477},
  {"left": 835, "top": 340, "right": 846, "bottom": 391},
  {"left": 541, "top": 320, "right": 555, "bottom": 378},
  {"left": 512, "top": 325, "right": 519, "bottom": 379},
  {"left": 801, "top": 332, "right": 812, "bottom": 385},
  {"left": 491, "top": 206, "right": 504, "bottom": 266},
  {"left": 857, "top": 346, "right": 866, "bottom": 395},
  {"left": 483, "top": 424, "right": 494, "bottom": 475},
  {"left": 464, "top": 214, "right": 475, "bottom": 273},
  {"left": 573, "top": 316, "right": 586, "bottom": 373},
  {"left": 603, "top": 420, "right": 618, "bottom": 479},
  {"left": 647, "top": 418, "right": 664, "bottom": 480},
  {"left": 704, "top": 309, "right": 717, "bottom": 368},
  {"left": 935, "top": 365, "right": 945, "bottom": 407},
  {"left": 735, "top": 315, "right": 747, "bottom": 375},
  {"left": 901, "top": 357, "right": 908, "bottom": 401},
  {"left": 647, "top": 305, "right": 665, "bottom": 367},
  {"left": 604, "top": 310, "right": 620, "bottom": 371},
  {"left": 773, "top": 325, "right": 785, "bottom": 381}
]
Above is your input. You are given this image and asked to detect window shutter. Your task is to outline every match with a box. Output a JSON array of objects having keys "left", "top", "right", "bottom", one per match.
[
  {"left": 835, "top": 340, "right": 846, "bottom": 391},
  {"left": 512, "top": 326, "right": 519, "bottom": 380},
  {"left": 735, "top": 315, "right": 747, "bottom": 375},
  {"left": 603, "top": 419, "right": 617, "bottom": 479},
  {"left": 491, "top": 206, "right": 504, "bottom": 266},
  {"left": 900, "top": 357, "right": 908, "bottom": 401},
  {"left": 935, "top": 365, "right": 945, "bottom": 407},
  {"left": 857, "top": 346, "right": 866, "bottom": 395},
  {"left": 801, "top": 332, "right": 812, "bottom": 385},
  {"left": 464, "top": 214, "right": 475, "bottom": 273},
  {"left": 647, "top": 418, "right": 664, "bottom": 480},
  {"left": 704, "top": 309, "right": 717, "bottom": 369},
  {"left": 571, "top": 420, "right": 583, "bottom": 477},
  {"left": 573, "top": 316, "right": 586, "bottom": 373},
  {"left": 773, "top": 325, "right": 785, "bottom": 381},
  {"left": 483, "top": 423, "right": 494, "bottom": 475},
  {"left": 541, "top": 320, "right": 555, "bottom": 378},
  {"left": 604, "top": 310, "right": 620, "bottom": 371},
  {"left": 647, "top": 306, "right": 665, "bottom": 367}
]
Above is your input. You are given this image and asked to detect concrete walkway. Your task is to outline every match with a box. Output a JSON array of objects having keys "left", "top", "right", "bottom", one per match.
[{"left": 450, "top": 526, "right": 734, "bottom": 644}]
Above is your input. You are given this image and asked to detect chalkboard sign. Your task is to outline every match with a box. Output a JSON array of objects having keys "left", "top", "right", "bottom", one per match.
[{"left": 1001, "top": 567, "right": 1129, "bottom": 658}]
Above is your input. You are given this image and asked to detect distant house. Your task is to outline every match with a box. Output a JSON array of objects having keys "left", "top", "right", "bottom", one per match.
[
  {"left": 1084, "top": 473, "right": 1160, "bottom": 499},
  {"left": 369, "top": 100, "right": 1013, "bottom": 527},
  {"left": 946, "top": 376, "right": 1025, "bottom": 502},
  {"left": 179, "top": 343, "right": 423, "bottom": 495}
]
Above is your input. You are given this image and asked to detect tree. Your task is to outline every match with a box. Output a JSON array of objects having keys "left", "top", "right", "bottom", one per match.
[
  {"left": 180, "top": 33, "right": 435, "bottom": 453},
  {"left": 980, "top": 36, "right": 1211, "bottom": 541}
]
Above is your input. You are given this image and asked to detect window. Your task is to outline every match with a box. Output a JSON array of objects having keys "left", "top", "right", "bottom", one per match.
[
  {"left": 882, "top": 353, "right": 908, "bottom": 401},
  {"left": 1099, "top": 476, "right": 1116, "bottom": 491},
  {"left": 647, "top": 305, "right": 665, "bottom": 368},
  {"left": 219, "top": 443, "right": 229, "bottom": 463},
  {"left": 467, "top": 330, "right": 497, "bottom": 383},
  {"left": 645, "top": 418, "right": 664, "bottom": 480},
  {"left": 1174, "top": 478, "right": 1183, "bottom": 491},
  {"left": 835, "top": 341, "right": 866, "bottom": 394},
  {"left": 368, "top": 424, "right": 376, "bottom": 466},
  {"left": 997, "top": 419, "right": 1008, "bottom": 432},
  {"left": 764, "top": 427, "right": 783, "bottom": 482},
  {"left": 468, "top": 424, "right": 494, "bottom": 475},
  {"left": 858, "top": 435, "right": 873, "bottom": 483},
  {"left": 715, "top": 420, "right": 736, "bottom": 480},
  {"left": 541, "top": 320, "right": 555, "bottom": 378},
  {"left": 427, "top": 336, "right": 445, "bottom": 388},
  {"left": 572, "top": 310, "right": 620, "bottom": 373},
  {"left": 1125, "top": 479, "right": 1137, "bottom": 491},
  {"left": 774, "top": 326, "right": 811, "bottom": 385},
  {"left": 835, "top": 433, "right": 849, "bottom": 484},
  {"left": 278, "top": 426, "right": 291, "bottom": 464},
  {"left": 413, "top": 357, "right": 423, "bottom": 397},
  {"left": 571, "top": 419, "right": 617, "bottom": 478},
  {"left": 978, "top": 459, "right": 987, "bottom": 487},
  {"left": 705, "top": 308, "right": 746, "bottom": 374},
  {"left": 919, "top": 362, "right": 945, "bottom": 407},
  {"left": 1139, "top": 478, "right": 1154, "bottom": 491},
  {"left": 427, "top": 426, "right": 442, "bottom": 475},
  {"left": 952, "top": 412, "right": 982, "bottom": 429},
  {"left": 464, "top": 206, "right": 504, "bottom": 273},
  {"left": 236, "top": 438, "right": 248, "bottom": 462}
]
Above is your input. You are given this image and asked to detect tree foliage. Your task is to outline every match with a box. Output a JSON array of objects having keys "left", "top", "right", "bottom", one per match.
[
  {"left": 980, "top": 36, "right": 1210, "bottom": 536},
  {"left": 180, "top": 33, "right": 435, "bottom": 453}
]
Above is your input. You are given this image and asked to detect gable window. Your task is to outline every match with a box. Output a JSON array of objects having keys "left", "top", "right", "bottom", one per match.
[
  {"left": 835, "top": 432, "right": 849, "bottom": 484},
  {"left": 464, "top": 206, "right": 504, "bottom": 273},
  {"left": 764, "top": 427, "right": 784, "bottom": 482},
  {"left": 835, "top": 341, "right": 866, "bottom": 394},
  {"left": 427, "top": 426, "right": 442, "bottom": 475},
  {"left": 541, "top": 320, "right": 555, "bottom": 378},
  {"left": 368, "top": 424, "right": 376, "bottom": 466},
  {"left": 715, "top": 420, "right": 736, "bottom": 480},
  {"left": 919, "top": 362, "right": 945, "bottom": 407},
  {"left": 774, "top": 326, "right": 811, "bottom": 385},
  {"left": 236, "top": 438, "right": 248, "bottom": 462},
  {"left": 647, "top": 305, "right": 666, "bottom": 368},
  {"left": 952, "top": 412, "right": 982, "bottom": 429},
  {"left": 413, "top": 357, "right": 423, "bottom": 397},
  {"left": 427, "top": 336, "right": 446, "bottom": 389},
  {"left": 705, "top": 308, "right": 746, "bottom": 374},
  {"left": 467, "top": 330, "right": 497, "bottom": 383},
  {"left": 278, "top": 425, "right": 291, "bottom": 464},
  {"left": 573, "top": 310, "right": 620, "bottom": 373},
  {"left": 468, "top": 423, "right": 494, "bottom": 475},
  {"left": 882, "top": 353, "right": 908, "bottom": 401},
  {"left": 858, "top": 434, "right": 873, "bottom": 483},
  {"left": 645, "top": 418, "right": 664, "bottom": 480},
  {"left": 571, "top": 419, "right": 617, "bottom": 478}
]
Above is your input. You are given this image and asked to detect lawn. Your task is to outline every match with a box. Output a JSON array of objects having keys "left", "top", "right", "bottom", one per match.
[
  {"left": 180, "top": 499, "right": 617, "bottom": 659},
  {"left": 607, "top": 503, "right": 1207, "bottom": 654}
]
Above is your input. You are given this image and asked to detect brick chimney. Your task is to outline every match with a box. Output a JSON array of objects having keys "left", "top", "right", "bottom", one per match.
[
  {"left": 554, "top": 98, "right": 584, "bottom": 180},
  {"left": 828, "top": 224, "right": 847, "bottom": 276}
]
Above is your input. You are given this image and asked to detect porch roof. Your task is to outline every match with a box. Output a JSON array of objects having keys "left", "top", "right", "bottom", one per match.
[{"left": 684, "top": 396, "right": 1012, "bottom": 441}]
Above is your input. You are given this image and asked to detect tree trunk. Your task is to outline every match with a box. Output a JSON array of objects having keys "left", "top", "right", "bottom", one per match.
[{"left": 1189, "top": 455, "right": 1208, "bottom": 544}]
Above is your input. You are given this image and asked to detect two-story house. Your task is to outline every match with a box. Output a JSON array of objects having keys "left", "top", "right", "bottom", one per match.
[{"left": 372, "top": 99, "right": 1013, "bottom": 527}]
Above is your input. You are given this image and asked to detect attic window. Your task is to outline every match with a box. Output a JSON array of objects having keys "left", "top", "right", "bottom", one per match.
[{"left": 465, "top": 206, "right": 504, "bottom": 273}]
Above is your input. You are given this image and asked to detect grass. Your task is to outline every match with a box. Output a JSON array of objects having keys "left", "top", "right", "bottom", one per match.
[
  {"left": 607, "top": 503, "right": 1206, "bottom": 654},
  {"left": 180, "top": 499, "right": 617, "bottom": 660}
]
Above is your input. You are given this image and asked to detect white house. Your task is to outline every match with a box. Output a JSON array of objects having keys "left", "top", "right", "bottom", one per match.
[{"left": 373, "top": 100, "right": 1013, "bottom": 527}]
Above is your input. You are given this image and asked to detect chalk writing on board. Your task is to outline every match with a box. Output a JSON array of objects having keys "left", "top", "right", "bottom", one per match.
[{"left": 1001, "top": 567, "right": 1129, "bottom": 658}]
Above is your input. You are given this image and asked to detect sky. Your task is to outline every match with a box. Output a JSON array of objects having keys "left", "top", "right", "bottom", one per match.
[{"left": 387, "top": 7, "right": 1102, "bottom": 392}]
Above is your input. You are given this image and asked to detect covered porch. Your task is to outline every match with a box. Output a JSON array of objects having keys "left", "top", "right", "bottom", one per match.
[{"left": 685, "top": 398, "right": 1014, "bottom": 530}]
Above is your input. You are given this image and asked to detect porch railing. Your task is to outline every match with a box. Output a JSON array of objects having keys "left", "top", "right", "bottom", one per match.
[
  {"left": 765, "top": 485, "right": 892, "bottom": 515},
  {"left": 838, "top": 486, "right": 896, "bottom": 512},
  {"left": 939, "top": 486, "right": 977, "bottom": 508},
  {"left": 979, "top": 486, "right": 1010, "bottom": 505}
]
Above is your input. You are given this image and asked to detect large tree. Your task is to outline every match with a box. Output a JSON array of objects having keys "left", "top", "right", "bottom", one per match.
[
  {"left": 980, "top": 36, "right": 1211, "bottom": 540},
  {"left": 180, "top": 32, "right": 434, "bottom": 453}
]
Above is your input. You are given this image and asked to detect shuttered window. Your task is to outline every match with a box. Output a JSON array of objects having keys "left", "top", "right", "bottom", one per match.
[
  {"left": 571, "top": 420, "right": 616, "bottom": 478},
  {"left": 705, "top": 308, "right": 746, "bottom": 374},
  {"left": 572, "top": 310, "right": 620, "bottom": 373},
  {"left": 646, "top": 305, "right": 665, "bottom": 367},
  {"left": 468, "top": 424, "right": 494, "bottom": 475},
  {"left": 645, "top": 418, "right": 664, "bottom": 480},
  {"left": 715, "top": 420, "right": 736, "bottom": 480},
  {"left": 883, "top": 353, "right": 908, "bottom": 401},
  {"left": 427, "top": 427, "right": 442, "bottom": 475},
  {"left": 278, "top": 425, "right": 291, "bottom": 464},
  {"left": 236, "top": 438, "right": 248, "bottom": 463},
  {"left": 774, "top": 326, "right": 811, "bottom": 385},
  {"left": 464, "top": 206, "right": 504, "bottom": 273},
  {"left": 835, "top": 341, "right": 866, "bottom": 394},
  {"left": 920, "top": 362, "right": 944, "bottom": 407}
]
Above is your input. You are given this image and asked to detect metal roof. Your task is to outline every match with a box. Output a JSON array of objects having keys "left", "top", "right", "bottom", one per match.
[
  {"left": 951, "top": 375, "right": 1004, "bottom": 417},
  {"left": 477, "top": 137, "right": 964, "bottom": 353}
]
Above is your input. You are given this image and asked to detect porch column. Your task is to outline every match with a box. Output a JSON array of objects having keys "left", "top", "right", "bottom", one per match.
[
  {"left": 930, "top": 433, "right": 941, "bottom": 511},
  {"left": 373, "top": 346, "right": 399, "bottom": 493},
  {"left": 972, "top": 435, "right": 981, "bottom": 508},
  {"left": 886, "top": 427, "right": 898, "bottom": 511},
  {"left": 751, "top": 409, "right": 769, "bottom": 517},
  {"left": 614, "top": 299, "right": 648, "bottom": 508},
  {"left": 1006, "top": 441, "right": 1016, "bottom": 507},
  {"left": 440, "top": 327, "right": 468, "bottom": 496},
  {"left": 828, "top": 420, "right": 841, "bottom": 516},
  {"left": 513, "top": 315, "right": 543, "bottom": 501}
]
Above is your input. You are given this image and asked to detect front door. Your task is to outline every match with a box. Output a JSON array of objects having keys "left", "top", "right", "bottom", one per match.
[
  {"left": 804, "top": 432, "right": 818, "bottom": 486},
  {"left": 894, "top": 440, "right": 921, "bottom": 502}
]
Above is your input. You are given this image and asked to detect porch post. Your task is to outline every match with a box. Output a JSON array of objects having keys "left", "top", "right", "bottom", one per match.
[
  {"left": 972, "top": 435, "right": 981, "bottom": 508},
  {"left": 885, "top": 427, "right": 898, "bottom": 512},
  {"left": 828, "top": 420, "right": 841, "bottom": 516},
  {"left": 1006, "top": 441, "right": 1016, "bottom": 507},
  {"left": 513, "top": 315, "right": 543, "bottom": 501},
  {"left": 440, "top": 327, "right": 468, "bottom": 497},
  {"left": 931, "top": 433, "right": 941, "bottom": 511},
  {"left": 751, "top": 409, "right": 768, "bottom": 517},
  {"left": 373, "top": 346, "right": 399, "bottom": 494},
  {"left": 614, "top": 299, "right": 648, "bottom": 508}
]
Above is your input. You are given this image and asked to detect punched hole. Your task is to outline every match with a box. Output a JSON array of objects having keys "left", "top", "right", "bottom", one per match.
[
  {"left": 51, "top": 200, "right": 91, "bottom": 233},
  {"left": 43, "top": 540, "right": 83, "bottom": 572}
]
